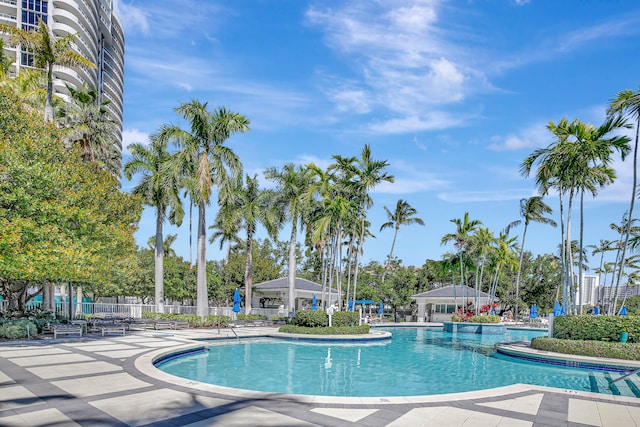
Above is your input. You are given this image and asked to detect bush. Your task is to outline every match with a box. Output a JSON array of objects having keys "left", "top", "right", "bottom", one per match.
[
  {"left": 468, "top": 315, "right": 500, "bottom": 323},
  {"left": 531, "top": 337, "right": 640, "bottom": 361},
  {"left": 553, "top": 315, "right": 640, "bottom": 343},
  {"left": 291, "top": 310, "right": 328, "bottom": 327},
  {"left": 332, "top": 311, "right": 360, "bottom": 327},
  {"left": 0, "top": 320, "right": 37, "bottom": 339},
  {"left": 279, "top": 324, "right": 370, "bottom": 335},
  {"left": 237, "top": 314, "right": 267, "bottom": 321}
]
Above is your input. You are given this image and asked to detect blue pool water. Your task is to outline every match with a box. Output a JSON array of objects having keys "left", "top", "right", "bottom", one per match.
[{"left": 156, "top": 327, "right": 639, "bottom": 397}]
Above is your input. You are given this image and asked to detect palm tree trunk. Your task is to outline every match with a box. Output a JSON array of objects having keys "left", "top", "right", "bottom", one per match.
[
  {"left": 196, "top": 200, "right": 208, "bottom": 317},
  {"left": 245, "top": 225, "right": 254, "bottom": 315},
  {"left": 351, "top": 217, "right": 365, "bottom": 309},
  {"left": 45, "top": 63, "right": 54, "bottom": 123},
  {"left": 336, "top": 225, "right": 343, "bottom": 310},
  {"left": 381, "top": 227, "right": 399, "bottom": 284},
  {"left": 155, "top": 210, "right": 165, "bottom": 313},
  {"left": 578, "top": 190, "right": 585, "bottom": 314},
  {"left": 287, "top": 217, "right": 297, "bottom": 313},
  {"left": 565, "top": 190, "right": 575, "bottom": 314},
  {"left": 514, "top": 223, "right": 528, "bottom": 321},
  {"left": 613, "top": 120, "right": 638, "bottom": 315}
]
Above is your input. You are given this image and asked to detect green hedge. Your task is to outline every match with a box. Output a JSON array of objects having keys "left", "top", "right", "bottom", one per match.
[
  {"left": 0, "top": 320, "right": 37, "bottom": 339},
  {"left": 291, "top": 310, "right": 329, "bottom": 327},
  {"left": 532, "top": 337, "right": 640, "bottom": 361},
  {"left": 279, "top": 324, "right": 370, "bottom": 335},
  {"left": 141, "top": 312, "right": 229, "bottom": 327},
  {"left": 553, "top": 315, "right": 640, "bottom": 343},
  {"left": 332, "top": 311, "right": 360, "bottom": 327},
  {"left": 468, "top": 315, "right": 500, "bottom": 323}
]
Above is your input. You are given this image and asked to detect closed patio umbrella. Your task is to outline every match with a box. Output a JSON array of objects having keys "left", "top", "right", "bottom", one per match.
[
  {"left": 348, "top": 298, "right": 354, "bottom": 311},
  {"left": 378, "top": 300, "right": 383, "bottom": 316},
  {"left": 620, "top": 306, "right": 628, "bottom": 316},
  {"left": 593, "top": 306, "right": 599, "bottom": 315},
  {"left": 312, "top": 294, "right": 317, "bottom": 311},
  {"left": 530, "top": 304, "right": 537, "bottom": 319},
  {"left": 553, "top": 301, "right": 561, "bottom": 316},
  {"left": 232, "top": 289, "right": 241, "bottom": 313}
]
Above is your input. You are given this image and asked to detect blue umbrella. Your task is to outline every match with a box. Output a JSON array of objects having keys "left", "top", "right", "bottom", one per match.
[
  {"left": 620, "top": 305, "right": 628, "bottom": 316},
  {"left": 356, "top": 299, "right": 375, "bottom": 305},
  {"left": 529, "top": 304, "right": 537, "bottom": 319},
  {"left": 232, "top": 288, "right": 241, "bottom": 313},
  {"left": 593, "top": 306, "right": 599, "bottom": 315},
  {"left": 378, "top": 300, "right": 383, "bottom": 315},
  {"left": 348, "top": 298, "right": 354, "bottom": 311},
  {"left": 312, "top": 294, "right": 317, "bottom": 311},
  {"left": 553, "top": 301, "right": 561, "bottom": 316}
]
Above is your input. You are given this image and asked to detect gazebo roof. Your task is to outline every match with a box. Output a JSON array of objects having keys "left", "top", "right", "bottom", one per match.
[
  {"left": 252, "top": 277, "right": 338, "bottom": 294},
  {"left": 412, "top": 285, "right": 491, "bottom": 299}
]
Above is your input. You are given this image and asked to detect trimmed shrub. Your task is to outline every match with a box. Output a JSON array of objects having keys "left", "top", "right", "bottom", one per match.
[
  {"left": 279, "top": 324, "right": 370, "bottom": 335},
  {"left": 332, "top": 311, "right": 360, "bottom": 327},
  {"left": 0, "top": 320, "right": 37, "bottom": 339},
  {"left": 468, "top": 315, "right": 500, "bottom": 324},
  {"left": 291, "top": 310, "right": 328, "bottom": 327},
  {"left": 532, "top": 337, "right": 640, "bottom": 361},
  {"left": 553, "top": 315, "right": 640, "bottom": 343}
]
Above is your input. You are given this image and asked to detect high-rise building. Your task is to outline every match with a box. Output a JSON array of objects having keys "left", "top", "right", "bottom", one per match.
[
  {"left": 0, "top": 0, "right": 124, "bottom": 146},
  {"left": 573, "top": 273, "right": 601, "bottom": 306}
]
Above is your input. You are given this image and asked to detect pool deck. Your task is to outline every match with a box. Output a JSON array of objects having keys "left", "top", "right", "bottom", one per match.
[{"left": 1, "top": 324, "right": 639, "bottom": 426}]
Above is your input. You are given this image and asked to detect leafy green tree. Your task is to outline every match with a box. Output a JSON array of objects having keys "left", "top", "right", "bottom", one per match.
[
  {"left": 159, "top": 100, "right": 249, "bottom": 317},
  {"left": 124, "top": 133, "right": 184, "bottom": 313},
  {"left": 0, "top": 19, "right": 95, "bottom": 122}
]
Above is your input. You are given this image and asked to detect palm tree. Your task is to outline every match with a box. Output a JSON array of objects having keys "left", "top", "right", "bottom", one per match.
[
  {"left": 0, "top": 39, "right": 12, "bottom": 79},
  {"left": 265, "top": 163, "right": 313, "bottom": 314},
  {"left": 0, "top": 19, "right": 95, "bottom": 122},
  {"left": 341, "top": 145, "right": 394, "bottom": 307},
  {"left": 469, "top": 227, "right": 495, "bottom": 314},
  {"left": 227, "top": 175, "right": 279, "bottom": 315},
  {"left": 148, "top": 234, "right": 178, "bottom": 257},
  {"left": 159, "top": 100, "right": 249, "bottom": 317},
  {"left": 58, "top": 84, "right": 121, "bottom": 175},
  {"left": 441, "top": 212, "right": 482, "bottom": 311},
  {"left": 124, "top": 134, "right": 184, "bottom": 313},
  {"left": 608, "top": 88, "right": 640, "bottom": 314},
  {"left": 511, "top": 196, "right": 556, "bottom": 319},
  {"left": 379, "top": 199, "right": 425, "bottom": 283}
]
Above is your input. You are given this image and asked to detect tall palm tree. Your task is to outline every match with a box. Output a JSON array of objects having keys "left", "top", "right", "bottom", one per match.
[
  {"left": 469, "top": 227, "right": 495, "bottom": 314},
  {"left": 341, "top": 145, "right": 394, "bottom": 307},
  {"left": 58, "top": 84, "right": 121, "bottom": 175},
  {"left": 607, "top": 88, "right": 640, "bottom": 314},
  {"left": 160, "top": 100, "right": 249, "bottom": 317},
  {"left": 124, "top": 134, "right": 184, "bottom": 313},
  {"left": 0, "top": 19, "right": 95, "bottom": 122},
  {"left": 379, "top": 199, "right": 425, "bottom": 283},
  {"left": 441, "top": 212, "right": 482, "bottom": 311},
  {"left": 511, "top": 196, "right": 556, "bottom": 319},
  {"left": 265, "top": 163, "right": 313, "bottom": 314},
  {"left": 147, "top": 234, "right": 178, "bottom": 257},
  {"left": 227, "top": 175, "right": 279, "bottom": 315}
]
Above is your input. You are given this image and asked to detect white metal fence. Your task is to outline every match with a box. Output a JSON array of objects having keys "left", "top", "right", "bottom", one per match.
[{"left": 0, "top": 300, "right": 284, "bottom": 319}]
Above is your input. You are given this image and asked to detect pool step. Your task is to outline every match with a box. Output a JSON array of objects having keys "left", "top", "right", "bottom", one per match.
[{"left": 590, "top": 371, "right": 640, "bottom": 398}]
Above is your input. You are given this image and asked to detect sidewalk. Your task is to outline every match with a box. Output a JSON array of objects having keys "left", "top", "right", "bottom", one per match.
[{"left": 1, "top": 327, "right": 639, "bottom": 426}]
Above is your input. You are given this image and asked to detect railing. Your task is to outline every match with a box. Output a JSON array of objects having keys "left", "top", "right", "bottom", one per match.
[{"left": 0, "top": 301, "right": 237, "bottom": 319}]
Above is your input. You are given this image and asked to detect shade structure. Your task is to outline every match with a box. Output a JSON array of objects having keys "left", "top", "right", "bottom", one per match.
[
  {"left": 355, "top": 299, "right": 375, "bottom": 305},
  {"left": 530, "top": 304, "right": 537, "bottom": 319},
  {"left": 620, "top": 306, "right": 628, "bottom": 316},
  {"left": 312, "top": 294, "right": 317, "bottom": 310},
  {"left": 593, "top": 306, "right": 599, "bottom": 315},
  {"left": 553, "top": 301, "right": 561, "bottom": 316},
  {"left": 348, "top": 298, "right": 354, "bottom": 311},
  {"left": 378, "top": 300, "right": 384, "bottom": 315},
  {"left": 232, "top": 288, "right": 241, "bottom": 313}
]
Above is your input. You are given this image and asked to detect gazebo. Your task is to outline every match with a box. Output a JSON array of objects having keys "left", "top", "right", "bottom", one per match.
[
  {"left": 412, "top": 285, "right": 494, "bottom": 323},
  {"left": 248, "top": 277, "right": 339, "bottom": 314}
]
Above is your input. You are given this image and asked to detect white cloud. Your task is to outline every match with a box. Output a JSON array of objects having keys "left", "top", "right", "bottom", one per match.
[
  {"left": 121, "top": 128, "right": 150, "bottom": 155},
  {"left": 438, "top": 189, "right": 533, "bottom": 203},
  {"left": 367, "top": 112, "right": 464, "bottom": 134},
  {"left": 488, "top": 121, "right": 551, "bottom": 151},
  {"left": 113, "top": 1, "right": 149, "bottom": 35},
  {"left": 177, "top": 82, "right": 193, "bottom": 91}
]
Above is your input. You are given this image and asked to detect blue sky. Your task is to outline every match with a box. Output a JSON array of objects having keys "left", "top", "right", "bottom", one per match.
[{"left": 115, "top": 0, "right": 640, "bottom": 270}]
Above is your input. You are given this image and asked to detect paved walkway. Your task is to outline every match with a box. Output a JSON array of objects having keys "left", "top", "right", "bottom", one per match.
[{"left": 1, "top": 327, "right": 640, "bottom": 426}]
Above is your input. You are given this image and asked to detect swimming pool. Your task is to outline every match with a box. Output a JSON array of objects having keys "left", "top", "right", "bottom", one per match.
[{"left": 155, "top": 327, "right": 640, "bottom": 397}]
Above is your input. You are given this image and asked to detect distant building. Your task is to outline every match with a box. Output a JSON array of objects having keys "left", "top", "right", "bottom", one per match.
[
  {"left": 573, "top": 274, "right": 600, "bottom": 306},
  {"left": 601, "top": 283, "right": 640, "bottom": 305},
  {"left": 0, "top": 0, "right": 125, "bottom": 149}
]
